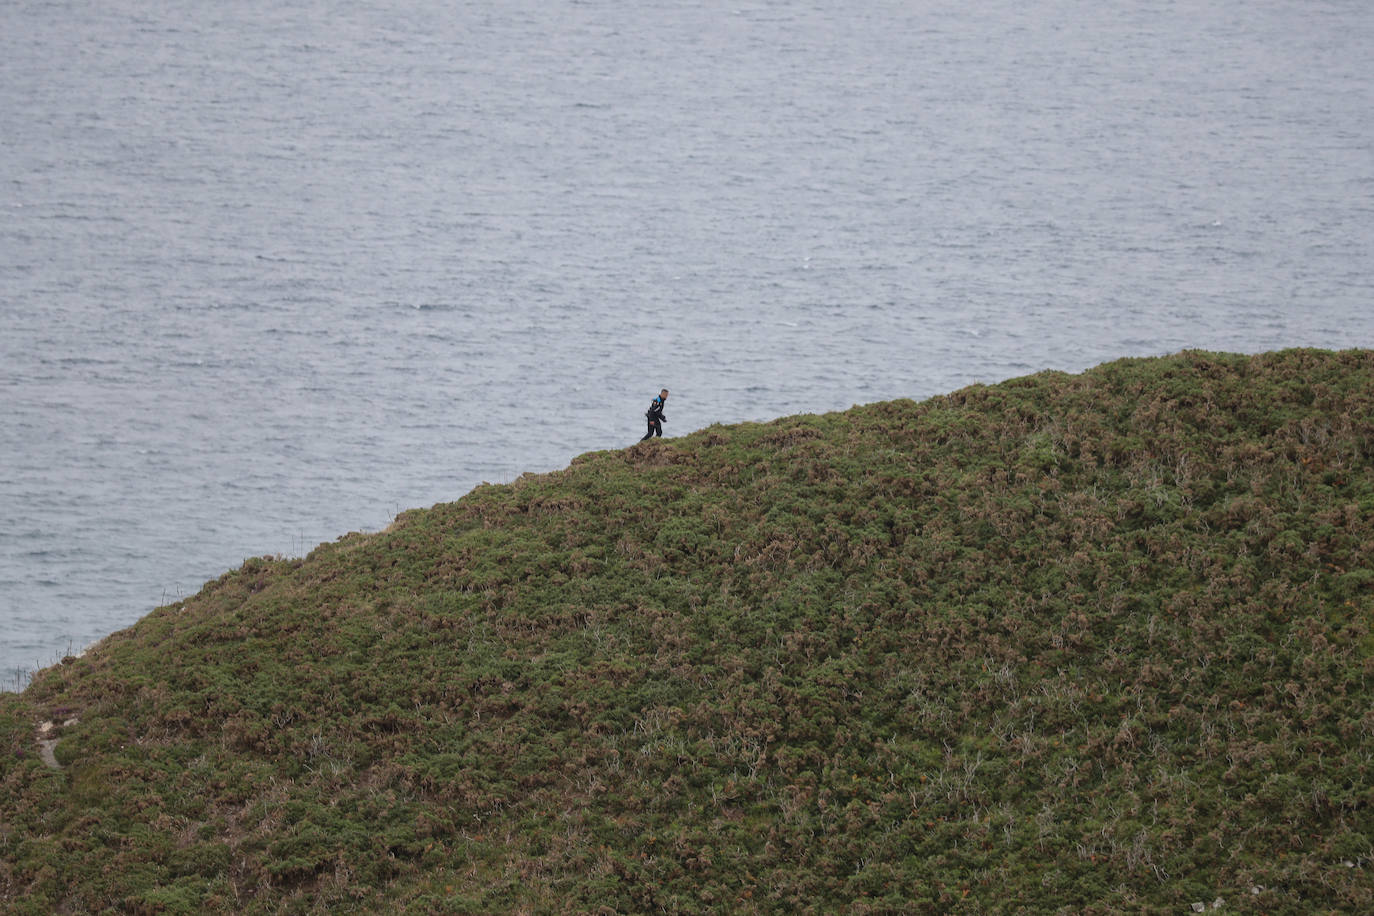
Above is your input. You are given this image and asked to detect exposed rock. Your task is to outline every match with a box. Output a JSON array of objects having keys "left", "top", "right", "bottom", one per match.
[{"left": 37, "top": 738, "right": 60, "bottom": 770}]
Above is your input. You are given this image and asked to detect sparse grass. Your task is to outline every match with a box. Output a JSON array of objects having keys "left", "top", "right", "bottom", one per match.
[{"left": 3, "top": 349, "right": 1373, "bottom": 913}]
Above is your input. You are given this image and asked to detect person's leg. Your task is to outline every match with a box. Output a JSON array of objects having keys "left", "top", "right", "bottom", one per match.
[
  {"left": 653, "top": 420, "right": 662, "bottom": 437},
  {"left": 640, "top": 421, "right": 656, "bottom": 441}
]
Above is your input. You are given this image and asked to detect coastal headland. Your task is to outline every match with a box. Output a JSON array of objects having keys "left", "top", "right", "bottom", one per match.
[{"left": 3, "top": 349, "right": 1371, "bottom": 912}]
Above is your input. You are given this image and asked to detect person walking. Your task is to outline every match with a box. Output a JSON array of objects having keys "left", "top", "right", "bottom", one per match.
[{"left": 640, "top": 388, "right": 669, "bottom": 441}]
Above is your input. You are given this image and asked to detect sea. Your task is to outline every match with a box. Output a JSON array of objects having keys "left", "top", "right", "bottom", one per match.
[{"left": 3, "top": 0, "right": 1372, "bottom": 688}]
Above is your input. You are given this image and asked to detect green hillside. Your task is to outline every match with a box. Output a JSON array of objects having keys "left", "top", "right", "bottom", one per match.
[{"left": 2, "top": 349, "right": 1372, "bottom": 914}]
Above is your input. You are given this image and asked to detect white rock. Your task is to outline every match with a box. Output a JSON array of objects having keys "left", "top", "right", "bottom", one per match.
[
  {"left": 1191, "top": 904, "right": 1205, "bottom": 913},
  {"left": 37, "top": 738, "right": 60, "bottom": 770}
]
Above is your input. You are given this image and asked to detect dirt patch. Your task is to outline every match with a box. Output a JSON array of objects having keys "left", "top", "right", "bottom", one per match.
[{"left": 35, "top": 718, "right": 77, "bottom": 770}]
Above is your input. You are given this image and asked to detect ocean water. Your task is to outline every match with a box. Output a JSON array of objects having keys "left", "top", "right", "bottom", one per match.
[{"left": 2, "top": 0, "right": 1371, "bottom": 687}]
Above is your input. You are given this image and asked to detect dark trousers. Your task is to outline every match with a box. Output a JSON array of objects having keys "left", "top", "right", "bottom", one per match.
[{"left": 640, "top": 419, "right": 662, "bottom": 441}]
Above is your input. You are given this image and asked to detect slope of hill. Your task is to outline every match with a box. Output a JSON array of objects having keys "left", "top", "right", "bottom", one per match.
[{"left": 2, "top": 349, "right": 1372, "bottom": 914}]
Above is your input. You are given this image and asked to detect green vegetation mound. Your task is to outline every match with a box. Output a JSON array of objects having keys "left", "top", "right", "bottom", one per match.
[{"left": 3, "top": 350, "right": 1373, "bottom": 914}]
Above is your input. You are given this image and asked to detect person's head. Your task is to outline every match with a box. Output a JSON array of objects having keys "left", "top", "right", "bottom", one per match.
[{"left": 660, "top": 388, "right": 669, "bottom": 399}]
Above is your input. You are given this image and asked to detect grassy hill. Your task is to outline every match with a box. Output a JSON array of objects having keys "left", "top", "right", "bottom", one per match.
[{"left": 2, "top": 349, "right": 1372, "bottom": 914}]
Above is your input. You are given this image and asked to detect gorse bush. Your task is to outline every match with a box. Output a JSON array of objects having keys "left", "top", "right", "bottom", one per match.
[{"left": 2, "top": 349, "right": 1372, "bottom": 914}]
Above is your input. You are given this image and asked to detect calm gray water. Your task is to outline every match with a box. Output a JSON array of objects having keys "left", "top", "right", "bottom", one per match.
[{"left": 3, "top": 0, "right": 1372, "bottom": 687}]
